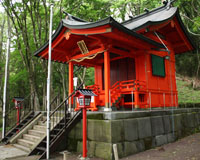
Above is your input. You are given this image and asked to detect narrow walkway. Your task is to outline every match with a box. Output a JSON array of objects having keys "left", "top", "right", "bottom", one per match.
[
  {"left": 121, "top": 132, "right": 200, "bottom": 160},
  {"left": 1, "top": 133, "right": 200, "bottom": 160}
]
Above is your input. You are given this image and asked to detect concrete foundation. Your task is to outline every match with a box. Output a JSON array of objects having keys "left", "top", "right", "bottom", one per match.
[{"left": 66, "top": 108, "right": 200, "bottom": 160}]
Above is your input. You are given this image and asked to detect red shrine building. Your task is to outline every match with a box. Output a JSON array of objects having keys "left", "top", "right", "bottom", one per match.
[{"left": 34, "top": 3, "right": 194, "bottom": 111}]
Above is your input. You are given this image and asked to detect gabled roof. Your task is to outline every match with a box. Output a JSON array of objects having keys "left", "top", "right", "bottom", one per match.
[
  {"left": 34, "top": 2, "right": 195, "bottom": 61},
  {"left": 122, "top": 5, "right": 177, "bottom": 31},
  {"left": 122, "top": 3, "right": 195, "bottom": 53},
  {"left": 34, "top": 14, "right": 165, "bottom": 59}
]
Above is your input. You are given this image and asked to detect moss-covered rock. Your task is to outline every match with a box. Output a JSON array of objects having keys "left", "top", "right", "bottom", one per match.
[
  {"left": 151, "top": 116, "right": 164, "bottom": 136},
  {"left": 95, "top": 142, "right": 113, "bottom": 160},
  {"left": 111, "top": 120, "right": 124, "bottom": 143},
  {"left": 124, "top": 119, "right": 138, "bottom": 141},
  {"left": 137, "top": 117, "right": 152, "bottom": 139},
  {"left": 87, "top": 120, "right": 111, "bottom": 142},
  {"left": 124, "top": 142, "right": 138, "bottom": 157}
]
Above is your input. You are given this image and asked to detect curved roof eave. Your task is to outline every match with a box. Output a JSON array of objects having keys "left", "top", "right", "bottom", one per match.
[
  {"left": 175, "top": 9, "right": 196, "bottom": 50},
  {"left": 34, "top": 21, "right": 64, "bottom": 57},
  {"left": 121, "top": 5, "right": 195, "bottom": 51},
  {"left": 122, "top": 6, "right": 178, "bottom": 31},
  {"left": 33, "top": 15, "right": 165, "bottom": 57}
]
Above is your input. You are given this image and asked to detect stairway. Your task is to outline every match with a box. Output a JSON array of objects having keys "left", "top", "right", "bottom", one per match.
[
  {"left": 30, "top": 110, "right": 82, "bottom": 159},
  {"left": 10, "top": 113, "right": 46, "bottom": 153},
  {"left": 1, "top": 111, "right": 39, "bottom": 144},
  {"left": 111, "top": 94, "right": 124, "bottom": 108},
  {"left": 10, "top": 113, "right": 69, "bottom": 154},
  {"left": 8, "top": 108, "right": 82, "bottom": 159}
]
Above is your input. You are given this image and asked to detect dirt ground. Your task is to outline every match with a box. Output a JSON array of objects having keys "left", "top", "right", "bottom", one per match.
[
  {"left": 2, "top": 132, "right": 200, "bottom": 160},
  {"left": 121, "top": 132, "right": 200, "bottom": 160}
]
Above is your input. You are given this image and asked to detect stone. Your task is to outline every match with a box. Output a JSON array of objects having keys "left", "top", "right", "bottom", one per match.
[
  {"left": 155, "top": 135, "right": 167, "bottom": 146},
  {"left": 124, "top": 142, "right": 138, "bottom": 156},
  {"left": 116, "top": 143, "right": 124, "bottom": 158},
  {"left": 77, "top": 141, "right": 96, "bottom": 157},
  {"left": 174, "top": 130, "right": 183, "bottom": 139},
  {"left": 186, "top": 113, "right": 195, "bottom": 128},
  {"left": 172, "top": 114, "right": 182, "bottom": 131},
  {"left": 66, "top": 138, "right": 78, "bottom": 151},
  {"left": 68, "top": 127, "right": 75, "bottom": 139},
  {"left": 87, "top": 120, "right": 111, "bottom": 142},
  {"left": 77, "top": 141, "right": 82, "bottom": 153},
  {"left": 88, "top": 141, "right": 96, "bottom": 157},
  {"left": 124, "top": 119, "right": 138, "bottom": 141},
  {"left": 135, "top": 140, "right": 145, "bottom": 152},
  {"left": 151, "top": 116, "right": 164, "bottom": 136},
  {"left": 87, "top": 113, "right": 104, "bottom": 120},
  {"left": 111, "top": 120, "right": 124, "bottom": 143},
  {"left": 167, "top": 133, "right": 175, "bottom": 143},
  {"left": 103, "top": 111, "right": 150, "bottom": 120},
  {"left": 75, "top": 120, "right": 82, "bottom": 140},
  {"left": 95, "top": 142, "right": 113, "bottom": 160},
  {"left": 137, "top": 117, "right": 152, "bottom": 139},
  {"left": 143, "top": 137, "right": 155, "bottom": 149},
  {"left": 194, "top": 113, "right": 199, "bottom": 127},
  {"left": 163, "top": 115, "right": 172, "bottom": 133},
  {"left": 198, "top": 113, "right": 200, "bottom": 124}
]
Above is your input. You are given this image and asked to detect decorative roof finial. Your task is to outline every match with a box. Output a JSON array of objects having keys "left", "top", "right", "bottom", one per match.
[
  {"left": 167, "top": 0, "right": 171, "bottom": 9},
  {"left": 144, "top": 8, "right": 149, "bottom": 13}
]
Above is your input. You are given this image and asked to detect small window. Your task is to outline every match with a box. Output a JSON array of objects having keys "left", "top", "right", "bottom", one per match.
[{"left": 151, "top": 54, "right": 165, "bottom": 77}]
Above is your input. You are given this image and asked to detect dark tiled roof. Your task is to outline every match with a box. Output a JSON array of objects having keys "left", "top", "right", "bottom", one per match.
[
  {"left": 33, "top": 14, "right": 165, "bottom": 57},
  {"left": 13, "top": 97, "right": 24, "bottom": 101},
  {"left": 78, "top": 89, "right": 97, "bottom": 96},
  {"left": 122, "top": 6, "right": 177, "bottom": 31}
]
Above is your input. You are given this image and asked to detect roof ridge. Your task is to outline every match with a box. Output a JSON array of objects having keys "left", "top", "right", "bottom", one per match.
[{"left": 122, "top": 4, "right": 169, "bottom": 25}]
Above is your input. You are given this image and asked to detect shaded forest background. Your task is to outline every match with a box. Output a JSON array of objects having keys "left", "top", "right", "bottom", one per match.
[{"left": 0, "top": 0, "right": 199, "bottom": 111}]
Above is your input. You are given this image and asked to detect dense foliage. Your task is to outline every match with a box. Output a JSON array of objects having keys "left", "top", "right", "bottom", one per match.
[{"left": 0, "top": 0, "right": 199, "bottom": 110}]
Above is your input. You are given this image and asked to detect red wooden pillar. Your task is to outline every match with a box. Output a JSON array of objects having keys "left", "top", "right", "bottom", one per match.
[
  {"left": 134, "top": 92, "right": 139, "bottom": 108},
  {"left": 135, "top": 84, "right": 139, "bottom": 108},
  {"left": 104, "top": 51, "right": 110, "bottom": 108},
  {"left": 95, "top": 66, "right": 103, "bottom": 90},
  {"left": 69, "top": 61, "right": 74, "bottom": 109}
]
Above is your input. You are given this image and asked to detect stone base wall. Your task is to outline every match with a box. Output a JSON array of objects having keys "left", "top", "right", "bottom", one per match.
[{"left": 66, "top": 109, "right": 200, "bottom": 160}]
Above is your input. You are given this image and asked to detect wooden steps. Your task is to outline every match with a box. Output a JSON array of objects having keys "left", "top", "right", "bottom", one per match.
[
  {"left": 23, "top": 134, "right": 41, "bottom": 142},
  {"left": 17, "top": 138, "right": 35, "bottom": 148},
  {"left": 11, "top": 113, "right": 64, "bottom": 155},
  {"left": 13, "top": 143, "right": 31, "bottom": 153}
]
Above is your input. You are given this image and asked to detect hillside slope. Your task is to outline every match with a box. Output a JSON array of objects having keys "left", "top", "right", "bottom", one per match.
[{"left": 177, "top": 76, "right": 200, "bottom": 104}]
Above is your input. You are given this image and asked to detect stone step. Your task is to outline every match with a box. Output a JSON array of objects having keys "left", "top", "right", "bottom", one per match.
[
  {"left": 23, "top": 134, "right": 41, "bottom": 142},
  {"left": 28, "top": 129, "right": 46, "bottom": 137},
  {"left": 38, "top": 120, "right": 46, "bottom": 125},
  {"left": 43, "top": 116, "right": 64, "bottom": 121},
  {"left": 33, "top": 125, "right": 46, "bottom": 131},
  {"left": 13, "top": 143, "right": 31, "bottom": 153},
  {"left": 17, "top": 138, "right": 35, "bottom": 148}
]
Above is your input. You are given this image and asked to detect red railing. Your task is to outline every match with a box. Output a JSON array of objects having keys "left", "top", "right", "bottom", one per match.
[
  {"left": 86, "top": 80, "right": 147, "bottom": 108},
  {"left": 86, "top": 84, "right": 100, "bottom": 94},
  {"left": 109, "top": 80, "right": 146, "bottom": 107}
]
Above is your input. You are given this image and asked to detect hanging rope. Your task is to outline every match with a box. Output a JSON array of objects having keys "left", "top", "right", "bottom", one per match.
[{"left": 67, "top": 50, "right": 106, "bottom": 63}]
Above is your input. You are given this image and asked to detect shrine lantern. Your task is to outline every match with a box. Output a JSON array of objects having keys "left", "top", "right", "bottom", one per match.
[
  {"left": 74, "top": 89, "right": 96, "bottom": 159},
  {"left": 13, "top": 97, "right": 24, "bottom": 125}
]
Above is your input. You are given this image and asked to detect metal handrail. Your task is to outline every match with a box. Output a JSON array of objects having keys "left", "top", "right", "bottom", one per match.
[
  {"left": 4, "top": 91, "right": 36, "bottom": 136},
  {"left": 43, "top": 82, "right": 83, "bottom": 123}
]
